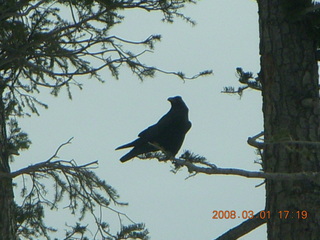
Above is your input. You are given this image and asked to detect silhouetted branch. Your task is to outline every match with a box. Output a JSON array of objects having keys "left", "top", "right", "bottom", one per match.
[
  {"left": 173, "top": 156, "right": 320, "bottom": 181},
  {"left": 222, "top": 67, "right": 261, "bottom": 96},
  {"left": 138, "top": 150, "right": 320, "bottom": 181},
  {"left": 9, "top": 138, "right": 149, "bottom": 239},
  {"left": 247, "top": 131, "right": 264, "bottom": 149}
]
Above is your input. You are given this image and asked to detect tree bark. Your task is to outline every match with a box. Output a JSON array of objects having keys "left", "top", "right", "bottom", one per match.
[
  {"left": 0, "top": 86, "right": 16, "bottom": 240},
  {"left": 258, "top": 0, "right": 320, "bottom": 239}
]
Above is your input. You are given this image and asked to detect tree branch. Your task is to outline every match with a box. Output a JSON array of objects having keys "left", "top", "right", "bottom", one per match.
[
  {"left": 172, "top": 157, "right": 320, "bottom": 181},
  {"left": 139, "top": 151, "right": 320, "bottom": 181},
  {"left": 5, "top": 153, "right": 320, "bottom": 182},
  {"left": 247, "top": 131, "right": 264, "bottom": 149},
  {"left": 10, "top": 159, "right": 99, "bottom": 179},
  {"left": 12, "top": 138, "right": 146, "bottom": 239}
]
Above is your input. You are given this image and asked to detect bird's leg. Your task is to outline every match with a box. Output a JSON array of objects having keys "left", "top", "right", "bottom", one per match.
[{"left": 147, "top": 141, "right": 173, "bottom": 160}]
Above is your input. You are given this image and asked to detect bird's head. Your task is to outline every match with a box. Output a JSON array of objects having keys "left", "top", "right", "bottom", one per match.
[
  {"left": 168, "top": 96, "right": 188, "bottom": 110},
  {"left": 168, "top": 96, "right": 182, "bottom": 104}
]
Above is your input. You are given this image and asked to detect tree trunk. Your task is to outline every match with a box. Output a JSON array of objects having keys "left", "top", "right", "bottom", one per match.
[
  {"left": 258, "top": 0, "right": 320, "bottom": 239},
  {"left": 0, "top": 179, "right": 16, "bottom": 240},
  {"left": 0, "top": 87, "right": 16, "bottom": 240}
]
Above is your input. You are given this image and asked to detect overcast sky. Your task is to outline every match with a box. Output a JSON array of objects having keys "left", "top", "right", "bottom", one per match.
[{"left": 14, "top": 0, "right": 266, "bottom": 239}]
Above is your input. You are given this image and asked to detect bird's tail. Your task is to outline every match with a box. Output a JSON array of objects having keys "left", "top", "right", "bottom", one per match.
[{"left": 119, "top": 151, "right": 137, "bottom": 162}]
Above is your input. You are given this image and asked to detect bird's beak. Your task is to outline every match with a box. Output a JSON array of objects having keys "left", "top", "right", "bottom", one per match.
[{"left": 167, "top": 97, "right": 173, "bottom": 102}]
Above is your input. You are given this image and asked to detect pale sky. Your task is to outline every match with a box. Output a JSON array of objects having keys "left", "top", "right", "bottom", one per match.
[{"left": 14, "top": 0, "right": 266, "bottom": 239}]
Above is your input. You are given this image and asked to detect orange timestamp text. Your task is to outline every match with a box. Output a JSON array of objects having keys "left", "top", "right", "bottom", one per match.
[{"left": 212, "top": 210, "right": 308, "bottom": 220}]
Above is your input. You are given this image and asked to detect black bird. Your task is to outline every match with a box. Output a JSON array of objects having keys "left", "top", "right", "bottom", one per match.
[{"left": 116, "top": 96, "right": 192, "bottom": 162}]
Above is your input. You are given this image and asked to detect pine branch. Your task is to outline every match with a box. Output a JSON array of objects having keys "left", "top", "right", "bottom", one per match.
[
  {"left": 172, "top": 156, "right": 320, "bottom": 181},
  {"left": 10, "top": 159, "right": 98, "bottom": 178},
  {"left": 3, "top": 152, "right": 320, "bottom": 182},
  {"left": 140, "top": 150, "right": 320, "bottom": 181},
  {"left": 0, "top": 0, "right": 213, "bottom": 117},
  {"left": 9, "top": 138, "right": 148, "bottom": 239},
  {"left": 222, "top": 67, "right": 261, "bottom": 96}
]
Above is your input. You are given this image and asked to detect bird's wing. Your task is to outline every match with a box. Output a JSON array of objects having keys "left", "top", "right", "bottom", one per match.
[
  {"left": 138, "top": 110, "right": 172, "bottom": 140},
  {"left": 116, "top": 111, "right": 172, "bottom": 150}
]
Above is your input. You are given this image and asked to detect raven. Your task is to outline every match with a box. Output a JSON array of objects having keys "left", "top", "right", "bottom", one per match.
[{"left": 116, "top": 96, "right": 191, "bottom": 162}]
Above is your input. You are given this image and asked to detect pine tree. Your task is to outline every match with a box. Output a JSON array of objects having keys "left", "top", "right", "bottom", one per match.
[{"left": 0, "top": 1, "right": 210, "bottom": 239}]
